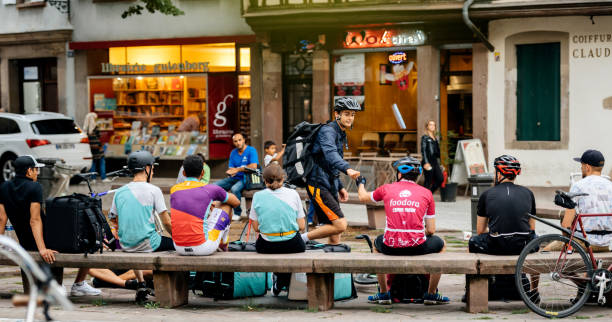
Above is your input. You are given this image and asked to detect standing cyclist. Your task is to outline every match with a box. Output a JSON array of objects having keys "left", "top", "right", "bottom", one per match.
[{"left": 301, "top": 97, "right": 361, "bottom": 245}]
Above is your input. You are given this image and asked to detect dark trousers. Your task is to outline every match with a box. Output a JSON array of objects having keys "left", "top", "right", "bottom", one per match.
[
  {"left": 154, "top": 236, "right": 175, "bottom": 252},
  {"left": 424, "top": 160, "right": 444, "bottom": 194},
  {"left": 255, "top": 233, "right": 305, "bottom": 254}
]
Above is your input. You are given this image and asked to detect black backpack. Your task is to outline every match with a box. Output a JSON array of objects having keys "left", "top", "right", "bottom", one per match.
[
  {"left": 282, "top": 121, "right": 324, "bottom": 187},
  {"left": 44, "top": 193, "right": 116, "bottom": 256},
  {"left": 388, "top": 274, "right": 430, "bottom": 303}
]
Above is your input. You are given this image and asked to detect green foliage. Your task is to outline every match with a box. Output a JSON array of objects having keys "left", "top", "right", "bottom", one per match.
[
  {"left": 143, "top": 301, "right": 160, "bottom": 309},
  {"left": 511, "top": 308, "right": 530, "bottom": 314},
  {"left": 370, "top": 306, "right": 392, "bottom": 313},
  {"left": 122, "top": 0, "right": 184, "bottom": 19},
  {"left": 91, "top": 298, "right": 107, "bottom": 306}
]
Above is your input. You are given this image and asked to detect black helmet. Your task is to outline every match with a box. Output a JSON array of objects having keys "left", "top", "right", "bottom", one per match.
[
  {"left": 392, "top": 156, "right": 422, "bottom": 180},
  {"left": 127, "top": 151, "right": 158, "bottom": 172},
  {"left": 334, "top": 97, "right": 363, "bottom": 112},
  {"left": 493, "top": 154, "right": 521, "bottom": 183}
]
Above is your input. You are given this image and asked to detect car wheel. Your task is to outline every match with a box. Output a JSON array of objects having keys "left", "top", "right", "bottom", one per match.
[{"left": 1, "top": 154, "right": 17, "bottom": 183}]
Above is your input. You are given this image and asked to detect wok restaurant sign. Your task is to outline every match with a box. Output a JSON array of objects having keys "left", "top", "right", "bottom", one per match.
[
  {"left": 343, "top": 29, "right": 426, "bottom": 49},
  {"left": 101, "top": 61, "right": 209, "bottom": 74}
]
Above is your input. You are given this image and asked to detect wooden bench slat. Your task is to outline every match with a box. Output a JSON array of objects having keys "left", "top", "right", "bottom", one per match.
[
  {"left": 312, "top": 253, "right": 479, "bottom": 274},
  {"left": 0, "top": 252, "right": 160, "bottom": 270},
  {"left": 154, "top": 252, "right": 314, "bottom": 272}
]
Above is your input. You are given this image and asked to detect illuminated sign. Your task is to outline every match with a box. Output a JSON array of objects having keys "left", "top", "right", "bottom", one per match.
[
  {"left": 343, "top": 29, "right": 426, "bottom": 49},
  {"left": 388, "top": 52, "right": 407, "bottom": 64},
  {"left": 101, "top": 61, "right": 209, "bottom": 74}
]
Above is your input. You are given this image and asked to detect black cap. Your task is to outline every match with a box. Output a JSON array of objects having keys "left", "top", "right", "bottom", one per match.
[
  {"left": 14, "top": 155, "right": 45, "bottom": 175},
  {"left": 573, "top": 149, "right": 605, "bottom": 167}
]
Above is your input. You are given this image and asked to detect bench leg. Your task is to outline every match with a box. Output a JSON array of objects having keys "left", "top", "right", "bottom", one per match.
[
  {"left": 307, "top": 273, "right": 334, "bottom": 311},
  {"left": 153, "top": 271, "right": 188, "bottom": 307},
  {"left": 466, "top": 275, "right": 488, "bottom": 313}
]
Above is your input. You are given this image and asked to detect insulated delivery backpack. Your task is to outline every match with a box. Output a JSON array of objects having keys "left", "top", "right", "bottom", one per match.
[
  {"left": 282, "top": 121, "right": 323, "bottom": 187},
  {"left": 44, "top": 193, "right": 116, "bottom": 255}
]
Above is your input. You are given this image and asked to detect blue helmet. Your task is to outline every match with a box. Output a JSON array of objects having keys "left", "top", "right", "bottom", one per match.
[{"left": 392, "top": 156, "right": 422, "bottom": 179}]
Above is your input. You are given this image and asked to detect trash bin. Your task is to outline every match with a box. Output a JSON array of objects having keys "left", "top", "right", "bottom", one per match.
[{"left": 467, "top": 173, "right": 494, "bottom": 234}]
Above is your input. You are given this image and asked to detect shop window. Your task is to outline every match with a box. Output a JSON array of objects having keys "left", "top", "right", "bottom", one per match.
[
  {"left": 283, "top": 53, "right": 313, "bottom": 141},
  {"left": 240, "top": 47, "right": 251, "bottom": 72},
  {"left": 182, "top": 43, "right": 236, "bottom": 72},
  {"left": 17, "top": 58, "right": 58, "bottom": 114},
  {"left": 516, "top": 42, "right": 560, "bottom": 141}
]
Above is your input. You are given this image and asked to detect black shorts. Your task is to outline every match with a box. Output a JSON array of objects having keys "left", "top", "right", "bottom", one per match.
[
  {"left": 468, "top": 232, "right": 536, "bottom": 255},
  {"left": 154, "top": 236, "right": 175, "bottom": 252},
  {"left": 374, "top": 234, "right": 445, "bottom": 256},
  {"left": 255, "top": 233, "right": 306, "bottom": 254},
  {"left": 306, "top": 185, "right": 345, "bottom": 225}
]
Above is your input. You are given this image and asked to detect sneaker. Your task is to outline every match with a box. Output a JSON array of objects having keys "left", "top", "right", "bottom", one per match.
[
  {"left": 232, "top": 214, "right": 242, "bottom": 221},
  {"left": 70, "top": 281, "right": 101, "bottom": 296},
  {"left": 135, "top": 282, "right": 151, "bottom": 304},
  {"left": 368, "top": 291, "right": 392, "bottom": 305},
  {"left": 423, "top": 292, "right": 450, "bottom": 305},
  {"left": 102, "top": 178, "right": 112, "bottom": 183}
]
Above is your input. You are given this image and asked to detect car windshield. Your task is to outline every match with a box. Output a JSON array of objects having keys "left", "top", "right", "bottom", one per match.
[{"left": 31, "top": 119, "right": 81, "bottom": 135}]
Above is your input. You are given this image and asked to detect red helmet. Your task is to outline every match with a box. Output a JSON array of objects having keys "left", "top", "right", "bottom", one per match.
[{"left": 494, "top": 155, "right": 521, "bottom": 178}]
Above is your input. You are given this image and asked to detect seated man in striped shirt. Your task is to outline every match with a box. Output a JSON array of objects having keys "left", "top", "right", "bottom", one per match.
[{"left": 357, "top": 156, "right": 448, "bottom": 305}]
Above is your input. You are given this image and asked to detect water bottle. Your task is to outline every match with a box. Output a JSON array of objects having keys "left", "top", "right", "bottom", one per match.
[{"left": 4, "top": 222, "right": 18, "bottom": 242}]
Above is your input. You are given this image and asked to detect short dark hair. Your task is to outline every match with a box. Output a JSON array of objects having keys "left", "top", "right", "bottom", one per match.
[
  {"left": 264, "top": 141, "right": 276, "bottom": 150},
  {"left": 183, "top": 155, "right": 204, "bottom": 178}
]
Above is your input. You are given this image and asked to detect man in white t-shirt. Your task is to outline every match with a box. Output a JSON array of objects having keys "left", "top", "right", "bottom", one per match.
[{"left": 561, "top": 149, "right": 612, "bottom": 251}]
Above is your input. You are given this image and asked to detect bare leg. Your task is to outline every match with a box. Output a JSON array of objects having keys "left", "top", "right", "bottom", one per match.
[
  {"left": 88, "top": 269, "right": 126, "bottom": 287},
  {"left": 134, "top": 270, "right": 145, "bottom": 283},
  {"left": 118, "top": 270, "right": 153, "bottom": 281},
  {"left": 427, "top": 240, "right": 446, "bottom": 294},
  {"left": 373, "top": 247, "right": 388, "bottom": 293},
  {"left": 307, "top": 218, "right": 347, "bottom": 244},
  {"left": 74, "top": 268, "right": 89, "bottom": 283}
]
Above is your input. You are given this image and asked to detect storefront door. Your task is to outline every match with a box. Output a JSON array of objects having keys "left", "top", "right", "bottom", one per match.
[
  {"left": 282, "top": 53, "right": 313, "bottom": 141},
  {"left": 17, "top": 58, "right": 58, "bottom": 114}
]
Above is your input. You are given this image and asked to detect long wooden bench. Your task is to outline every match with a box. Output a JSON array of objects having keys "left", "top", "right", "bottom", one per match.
[{"left": 4, "top": 251, "right": 589, "bottom": 313}]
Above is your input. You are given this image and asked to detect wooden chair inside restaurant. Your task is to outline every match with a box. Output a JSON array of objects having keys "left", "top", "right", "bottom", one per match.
[
  {"left": 382, "top": 134, "right": 400, "bottom": 154},
  {"left": 393, "top": 133, "right": 417, "bottom": 153},
  {"left": 357, "top": 132, "right": 379, "bottom": 154}
]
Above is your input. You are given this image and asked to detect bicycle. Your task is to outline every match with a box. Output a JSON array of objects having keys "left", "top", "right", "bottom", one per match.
[
  {"left": 514, "top": 190, "right": 612, "bottom": 318},
  {"left": 0, "top": 235, "right": 73, "bottom": 322}
]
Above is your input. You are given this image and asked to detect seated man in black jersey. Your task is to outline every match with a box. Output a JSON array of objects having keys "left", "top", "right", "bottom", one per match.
[{"left": 469, "top": 155, "right": 537, "bottom": 255}]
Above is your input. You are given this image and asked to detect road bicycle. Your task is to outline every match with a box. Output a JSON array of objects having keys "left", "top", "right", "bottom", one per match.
[{"left": 514, "top": 190, "right": 612, "bottom": 318}]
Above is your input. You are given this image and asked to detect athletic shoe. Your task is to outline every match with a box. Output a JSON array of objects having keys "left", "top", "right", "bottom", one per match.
[
  {"left": 70, "top": 281, "right": 101, "bottom": 296},
  {"left": 135, "top": 282, "right": 151, "bottom": 304},
  {"left": 368, "top": 291, "right": 392, "bottom": 305},
  {"left": 102, "top": 178, "right": 113, "bottom": 183},
  {"left": 423, "top": 292, "right": 450, "bottom": 305},
  {"left": 232, "top": 214, "right": 242, "bottom": 221}
]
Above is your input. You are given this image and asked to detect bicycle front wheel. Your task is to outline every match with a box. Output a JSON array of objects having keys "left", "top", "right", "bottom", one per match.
[{"left": 515, "top": 234, "right": 593, "bottom": 318}]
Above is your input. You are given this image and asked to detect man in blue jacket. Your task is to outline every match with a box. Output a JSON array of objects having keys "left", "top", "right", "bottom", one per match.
[{"left": 301, "top": 97, "right": 361, "bottom": 245}]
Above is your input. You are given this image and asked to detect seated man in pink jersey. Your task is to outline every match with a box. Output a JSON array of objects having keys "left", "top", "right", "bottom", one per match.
[
  {"left": 170, "top": 155, "right": 240, "bottom": 255},
  {"left": 357, "top": 156, "right": 449, "bottom": 305}
]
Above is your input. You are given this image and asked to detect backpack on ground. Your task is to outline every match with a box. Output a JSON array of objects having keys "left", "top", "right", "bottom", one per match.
[
  {"left": 282, "top": 121, "right": 324, "bottom": 187},
  {"left": 190, "top": 220, "right": 270, "bottom": 300},
  {"left": 387, "top": 274, "right": 430, "bottom": 303},
  {"left": 288, "top": 242, "right": 357, "bottom": 301},
  {"left": 44, "top": 193, "right": 116, "bottom": 255},
  {"left": 488, "top": 274, "right": 529, "bottom": 301}
]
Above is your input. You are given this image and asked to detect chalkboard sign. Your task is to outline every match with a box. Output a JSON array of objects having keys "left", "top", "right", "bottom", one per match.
[{"left": 449, "top": 139, "right": 488, "bottom": 184}]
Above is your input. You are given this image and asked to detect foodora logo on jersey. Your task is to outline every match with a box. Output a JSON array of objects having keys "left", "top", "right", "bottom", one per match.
[{"left": 399, "top": 190, "right": 412, "bottom": 198}]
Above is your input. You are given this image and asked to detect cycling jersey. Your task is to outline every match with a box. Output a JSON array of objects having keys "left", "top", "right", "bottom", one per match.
[
  {"left": 371, "top": 180, "right": 435, "bottom": 248},
  {"left": 477, "top": 182, "right": 535, "bottom": 235}
]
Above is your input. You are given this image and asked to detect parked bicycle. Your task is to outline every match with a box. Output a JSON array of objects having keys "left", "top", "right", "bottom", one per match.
[{"left": 515, "top": 190, "right": 612, "bottom": 318}]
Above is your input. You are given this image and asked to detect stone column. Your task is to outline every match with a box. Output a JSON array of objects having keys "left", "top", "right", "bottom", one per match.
[
  {"left": 416, "top": 45, "right": 440, "bottom": 153},
  {"left": 472, "top": 43, "right": 489, "bottom": 162},
  {"left": 261, "top": 48, "right": 283, "bottom": 149},
  {"left": 249, "top": 42, "right": 264, "bottom": 159},
  {"left": 312, "top": 49, "right": 330, "bottom": 123},
  {"left": 64, "top": 43, "right": 76, "bottom": 119}
]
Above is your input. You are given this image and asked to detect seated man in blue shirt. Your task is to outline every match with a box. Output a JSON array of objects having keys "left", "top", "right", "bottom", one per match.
[{"left": 214, "top": 133, "right": 259, "bottom": 221}]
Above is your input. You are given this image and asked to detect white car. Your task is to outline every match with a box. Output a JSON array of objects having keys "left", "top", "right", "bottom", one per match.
[{"left": 0, "top": 112, "right": 92, "bottom": 183}]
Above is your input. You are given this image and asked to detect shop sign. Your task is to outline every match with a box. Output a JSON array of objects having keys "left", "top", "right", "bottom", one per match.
[
  {"left": 343, "top": 29, "right": 426, "bottom": 49},
  {"left": 100, "top": 61, "right": 209, "bottom": 74},
  {"left": 208, "top": 73, "right": 237, "bottom": 160},
  {"left": 572, "top": 33, "right": 612, "bottom": 59},
  {"left": 388, "top": 52, "right": 407, "bottom": 64}
]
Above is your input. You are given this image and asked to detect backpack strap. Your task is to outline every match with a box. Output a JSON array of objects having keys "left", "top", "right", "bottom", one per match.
[
  {"left": 83, "top": 208, "right": 103, "bottom": 255},
  {"left": 92, "top": 204, "right": 117, "bottom": 251}
]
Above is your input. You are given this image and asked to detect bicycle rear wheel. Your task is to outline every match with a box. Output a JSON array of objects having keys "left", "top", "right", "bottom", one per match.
[{"left": 515, "top": 234, "right": 593, "bottom": 318}]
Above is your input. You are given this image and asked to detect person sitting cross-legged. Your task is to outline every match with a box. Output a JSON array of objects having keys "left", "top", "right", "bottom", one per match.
[
  {"left": 170, "top": 155, "right": 240, "bottom": 256},
  {"left": 357, "top": 156, "right": 449, "bottom": 305}
]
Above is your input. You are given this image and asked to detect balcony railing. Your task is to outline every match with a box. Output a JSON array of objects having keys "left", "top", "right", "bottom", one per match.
[{"left": 242, "top": 0, "right": 464, "bottom": 13}]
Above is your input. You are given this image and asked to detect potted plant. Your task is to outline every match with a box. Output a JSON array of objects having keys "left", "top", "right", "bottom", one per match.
[{"left": 439, "top": 130, "right": 460, "bottom": 202}]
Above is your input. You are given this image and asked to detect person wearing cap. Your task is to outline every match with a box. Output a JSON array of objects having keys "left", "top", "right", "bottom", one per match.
[
  {"left": 0, "top": 155, "right": 102, "bottom": 296},
  {"left": 555, "top": 149, "right": 612, "bottom": 252},
  {"left": 108, "top": 150, "right": 172, "bottom": 303}
]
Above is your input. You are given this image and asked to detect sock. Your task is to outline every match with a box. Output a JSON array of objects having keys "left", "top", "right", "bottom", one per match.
[
  {"left": 301, "top": 233, "right": 310, "bottom": 242},
  {"left": 74, "top": 281, "right": 83, "bottom": 286}
]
